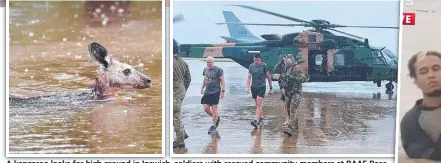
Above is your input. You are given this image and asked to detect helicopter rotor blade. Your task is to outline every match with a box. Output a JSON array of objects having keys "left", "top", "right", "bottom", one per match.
[
  {"left": 228, "top": 5, "right": 312, "bottom": 25},
  {"left": 173, "top": 14, "right": 185, "bottom": 23},
  {"left": 333, "top": 24, "right": 399, "bottom": 29},
  {"left": 216, "top": 22, "right": 306, "bottom": 27},
  {"left": 328, "top": 29, "right": 365, "bottom": 40}
]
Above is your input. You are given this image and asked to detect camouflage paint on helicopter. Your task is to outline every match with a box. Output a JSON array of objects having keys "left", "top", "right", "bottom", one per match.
[{"left": 175, "top": 5, "right": 399, "bottom": 91}]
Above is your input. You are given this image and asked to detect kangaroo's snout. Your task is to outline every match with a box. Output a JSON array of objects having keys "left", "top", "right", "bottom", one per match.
[{"left": 143, "top": 77, "right": 152, "bottom": 88}]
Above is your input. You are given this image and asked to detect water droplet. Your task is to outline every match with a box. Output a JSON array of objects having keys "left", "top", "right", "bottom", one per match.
[
  {"left": 102, "top": 21, "right": 107, "bottom": 26},
  {"left": 45, "top": 67, "right": 49, "bottom": 71},
  {"left": 110, "top": 5, "right": 116, "bottom": 11},
  {"left": 139, "top": 63, "right": 144, "bottom": 67},
  {"left": 73, "top": 14, "right": 78, "bottom": 18},
  {"left": 152, "top": 8, "right": 156, "bottom": 12},
  {"left": 95, "top": 8, "right": 102, "bottom": 13},
  {"left": 82, "top": 37, "right": 86, "bottom": 41},
  {"left": 31, "top": 76, "right": 34, "bottom": 79},
  {"left": 28, "top": 32, "right": 34, "bottom": 37},
  {"left": 118, "top": 8, "right": 124, "bottom": 13},
  {"left": 63, "top": 38, "right": 67, "bottom": 42},
  {"left": 67, "top": 52, "right": 71, "bottom": 56},
  {"left": 24, "top": 69, "right": 28, "bottom": 73}
]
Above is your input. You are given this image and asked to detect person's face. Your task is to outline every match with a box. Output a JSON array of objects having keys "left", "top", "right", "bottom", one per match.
[
  {"left": 206, "top": 59, "right": 214, "bottom": 68},
  {"left": 254, "top": 57, "right": 261, "bottom": 64},
  {"left": 283, "top": 56, "right": 287, "bottom": 64},
  {"left": 414, "top": 55, "right": 441, "bottom": 97}
]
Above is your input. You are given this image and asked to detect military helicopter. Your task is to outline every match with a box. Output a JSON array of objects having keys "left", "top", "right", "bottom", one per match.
[{"left": 175, "top": 5, "right": 399, "bottom": 91}]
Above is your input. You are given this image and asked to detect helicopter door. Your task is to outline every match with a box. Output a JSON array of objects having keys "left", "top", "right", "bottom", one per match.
[{"left": 308, "top": 50, "right": 327, "bottom": 75}]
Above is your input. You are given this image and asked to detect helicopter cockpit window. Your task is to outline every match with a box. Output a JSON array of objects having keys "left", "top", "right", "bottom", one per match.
[
  {"left": 308, "top": 35, "right": 316, "bottom": 43},
  {"left": 382, "top": 51, "right": 393, "bottom": 64},
  {"left": 315, "top": 54, "right": 323, "bottom": 65},
  {"left": 334, "top": 53, "right": 345, "bottom": 66},
  {"left": 372, "top": 50, "right": 387, "bottom": 65},
  {"left": 381, "top": 49, "right": 397, "bottom": 65}
]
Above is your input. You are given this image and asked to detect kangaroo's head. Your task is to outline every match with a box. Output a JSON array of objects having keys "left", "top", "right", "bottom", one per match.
[{"left": 88, "top": 42, "right": 151, "bottom": 96}]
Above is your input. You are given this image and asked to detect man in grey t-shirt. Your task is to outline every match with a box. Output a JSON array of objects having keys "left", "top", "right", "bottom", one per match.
[
  {"left": 400, "top": 50, "right": 441, "bottom": 160},
  {"left": 246, "top": 53, "right": 273, "bottom": 128},
  {"left": 201, "top": 56, "right": 225, "bottom": 133}
]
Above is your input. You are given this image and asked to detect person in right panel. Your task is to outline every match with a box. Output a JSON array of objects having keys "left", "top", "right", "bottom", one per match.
[{"left": 401, "top": 50, "right": 441, "bottom": 160}]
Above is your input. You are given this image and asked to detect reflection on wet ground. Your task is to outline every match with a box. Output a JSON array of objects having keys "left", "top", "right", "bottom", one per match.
[
  {"left": 9, "top": 1, "right": 162, "bottom": 154},
  {"left": 174, "top": 59, "right": 396, "bottom": 154}
]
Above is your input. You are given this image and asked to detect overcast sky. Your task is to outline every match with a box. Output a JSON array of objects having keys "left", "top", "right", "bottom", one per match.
[{"left": 173, "top": 0, "right": 400, "bottom": 55}]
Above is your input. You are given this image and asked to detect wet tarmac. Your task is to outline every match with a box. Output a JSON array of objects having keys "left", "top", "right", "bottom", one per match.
[{"left": 173, "top": 58, "right": 397, "bottom": 154}]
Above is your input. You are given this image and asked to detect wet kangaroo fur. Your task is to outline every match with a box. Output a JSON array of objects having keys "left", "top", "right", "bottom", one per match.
[{"left": 9, "top": 42, "right": 152, "bottom": 105}]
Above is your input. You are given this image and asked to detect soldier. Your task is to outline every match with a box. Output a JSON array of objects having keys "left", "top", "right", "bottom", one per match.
[
  {"left": 273, "top": 54, "right": 289, "bottom": 125},
  {"left": 246, "top": 53, "right": 273, "bottom": 128},
  {"left": 173, "top": 39, "right": 191, "bottom": 148},
  {"left": 280, "top": 54, "right": 309, "bottom": 136}
]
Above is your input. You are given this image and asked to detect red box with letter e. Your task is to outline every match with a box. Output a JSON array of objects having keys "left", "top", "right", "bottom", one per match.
[{"left": 403, "top": 13, "right": 416, "bottom": 25}]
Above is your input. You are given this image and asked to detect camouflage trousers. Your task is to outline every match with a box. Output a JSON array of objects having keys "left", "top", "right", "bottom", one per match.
[
  {"left": 173, "top": 90, "right": 186, "bottom": 143},
  {"left": 283, "top": 91, "right": 301, "bottom": 133}
]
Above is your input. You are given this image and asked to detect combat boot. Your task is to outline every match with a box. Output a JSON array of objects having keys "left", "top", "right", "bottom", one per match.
[
  {"left": 173, "top": 140, "right": 185, "bottom": 149},
  {"left": 282, "top": 124, "right": 293, "bottom": 136}
]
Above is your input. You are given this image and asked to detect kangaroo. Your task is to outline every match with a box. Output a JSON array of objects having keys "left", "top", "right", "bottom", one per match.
[{"left": 9, "top": 42, "right": 152, "bottom": 106}]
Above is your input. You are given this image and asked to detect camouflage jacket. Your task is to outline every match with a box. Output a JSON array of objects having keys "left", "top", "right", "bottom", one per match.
[
  {"left": 273, "top": 59, "right": 286, "bottom": 86},
  {"left": 173, "top": 56, "right": 191, "bottom": 96},
  {"left": 273, "top": 59, "right": 286, "bottom": 75},
  {"left": 280, "top": 64, "right": 309, "bottom": 93}
]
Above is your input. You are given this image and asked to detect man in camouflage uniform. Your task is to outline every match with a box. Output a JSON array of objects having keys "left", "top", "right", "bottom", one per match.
[
  {"left": 273, "top": 54, "right": 289, "bottom": 124},
  {"left": 279, "top": 54, "right": 309, "bottom": 136},
  {"left": 173, "top": 39, "right": 191, "bottom": 148}
]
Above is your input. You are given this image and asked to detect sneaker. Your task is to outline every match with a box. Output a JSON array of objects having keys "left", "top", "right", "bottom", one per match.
[
  {"left": 256, "top": 119, "right": 263, "bottom": 127},
  {"left": 215, "top": 116, "right": 221, "bottom": 128},
  {"left": 173, "top": 140, "right": 185, "bottom": 148},
  {"left": 208, "top": 125, "right": 217, "bottom": 134},
  {"left": 251, "top": 120, "right": 258, "bottom": 128}
]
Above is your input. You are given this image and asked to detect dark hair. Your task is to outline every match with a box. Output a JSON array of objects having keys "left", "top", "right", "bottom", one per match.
[
  {"left": 253, "top": 53, "right": 261, "bottom": 58},
  {"left": 408, "top": 50, "right": 441, "bottom": 78}
]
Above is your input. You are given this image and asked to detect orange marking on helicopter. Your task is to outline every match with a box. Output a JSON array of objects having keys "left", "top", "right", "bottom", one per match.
[{"left": 203, "top": 47, "right": 224, "bottom": 57}]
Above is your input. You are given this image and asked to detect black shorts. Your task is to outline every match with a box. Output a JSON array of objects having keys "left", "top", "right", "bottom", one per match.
[
  {"left": 251, "top": 86, "right": 266, "bottom": 99},
  {"left": 201, "top": 92, "right": 220, "bottom": 106}
]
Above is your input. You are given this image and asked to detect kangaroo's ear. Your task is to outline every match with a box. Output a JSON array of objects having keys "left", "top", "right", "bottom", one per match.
[{"left": 88, "top": 42, "right": 111, "bottom": 68}]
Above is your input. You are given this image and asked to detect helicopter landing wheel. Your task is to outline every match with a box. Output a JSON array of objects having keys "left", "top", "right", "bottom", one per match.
[{"left": 386, "top": 81, "right": 394, "bottom": 91}]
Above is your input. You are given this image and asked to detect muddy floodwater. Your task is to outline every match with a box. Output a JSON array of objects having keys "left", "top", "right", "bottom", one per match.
[
  {"left": 9, "top": 1, "right": 162, "bottom": 154},
  {"left": 174, "top": 58, "right": 397, "bottom": 154}
]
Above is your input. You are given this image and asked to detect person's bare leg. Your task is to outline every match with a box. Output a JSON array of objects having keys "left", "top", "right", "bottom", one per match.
[
  {"left": 204, "top": 104, "right": 212, "bottom": 117},
  {"left": 256, "top": 96, "right": 263, "bottom": 120},
  {"left": 211, "top": 105, "right": 218, "bottom": 125}
]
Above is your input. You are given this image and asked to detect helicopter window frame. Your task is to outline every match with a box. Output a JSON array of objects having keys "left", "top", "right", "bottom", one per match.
[
  {"left": 315, "top": 54, "right": 323, "bottom": 66},
  {"left": 371, "top": 50, "right": 388, "bottom": 65},
  {"left": 333, "top": 53, "right": 345, "bottom": 66}
]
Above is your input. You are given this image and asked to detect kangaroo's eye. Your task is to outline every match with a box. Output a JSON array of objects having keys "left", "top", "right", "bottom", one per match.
[{"left": 123, "top": 69, "right": 131, "bottom": 76}]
